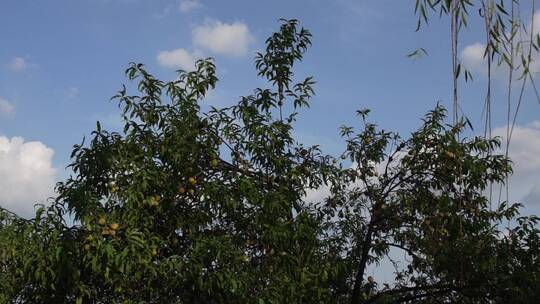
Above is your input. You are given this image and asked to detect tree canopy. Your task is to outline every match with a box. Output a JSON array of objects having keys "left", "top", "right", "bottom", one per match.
[{"left": 1, "top": 19, "right": 539, "bottom": 304}]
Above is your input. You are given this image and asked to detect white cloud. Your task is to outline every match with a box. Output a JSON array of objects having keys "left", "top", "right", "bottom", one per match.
[
  {"left": 529, "top": 11, "right": 540, "bottom": 74},
  {"left": 156, "top": 20, "right": 253, "bottom": 69},
  {"left": 157, "top": 48, "right": 200, "bottom": 70},
  {"left": 179, "top": 0, "right": 201, "bottom": 13},
  {"left": 532, "top": 11, "right": 540, "bottom": 38},
  {"left": 66, "top": 87, "right": 80, "bottom": 99},
  {"left": 528, "top": 120, "right": 540, "bottom": 128},
  {"left": 305, "top": 184, "right": 332, "bottom": 204},
  {"left": 153, "top": 5, "right": 173, "bottom": 19},
  {"left": 461, "top": 11, "right": 540, "bottom": 77},
  {"left": 523, "top": 184, "right": 540, "bottom": 207},
  {"left": 493, "top": 121, "right": 540, "bottom": 208},
  {"left": 0, "top": 97, "right": 14, "bottom": 115},
  {"left": 460, "top": 41, "right": 540, "bottom": 77},
  {"left": 461, "top": 42, "right": 486, "bottom": 73},
  {"left": 0, "top": 136, "right": 57, "bottom": 218},
  {"left": 8, "top": 57, "right": 27, "bottom": 72},
  {"left": 192, "top": 21, "right": 254, "bottom": 57}
]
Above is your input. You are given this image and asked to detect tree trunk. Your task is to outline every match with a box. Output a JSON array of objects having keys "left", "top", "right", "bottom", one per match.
[
  {"left": 351, "top": 198, "right": 384, "bottom": 304},
  {"left": 350, "top": 224, "right": 374, "bottom": 304}
]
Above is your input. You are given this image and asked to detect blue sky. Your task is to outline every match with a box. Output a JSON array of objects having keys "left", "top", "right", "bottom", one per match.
[{"left": 1, "top": 0, "right": 540, "bottom": 219}]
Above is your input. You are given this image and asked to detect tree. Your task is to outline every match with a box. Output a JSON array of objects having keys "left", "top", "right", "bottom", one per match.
[
  {"left": 327, "top": 107, "right": 540, "bottom": 303},
  {"left": 1, "top": 19, "right": 539, "bottom": 304}
]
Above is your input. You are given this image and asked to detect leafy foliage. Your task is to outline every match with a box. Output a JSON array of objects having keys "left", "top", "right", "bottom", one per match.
[{"left": 1, "top": 19, "right": 539, "bottom": 304}]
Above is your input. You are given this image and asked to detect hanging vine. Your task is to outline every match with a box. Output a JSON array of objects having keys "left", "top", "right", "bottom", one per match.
[{"left": 414, "top": 0, "right": 540, "bottom": 207}]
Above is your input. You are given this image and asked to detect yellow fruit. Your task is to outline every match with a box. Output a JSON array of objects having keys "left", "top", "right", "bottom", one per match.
[
  {"left": 110, "top": 223, "right": 119, "bottom": 230},
  {"left": 150, "top": 196, "right": 160, "bottom": 206},
  {"left": 109, "top": 230, "right": 116, "bottom": 236},
  {"left": 152, "top": 249, "right": 157, "bottom": 256},
  {"left": 178, "top": 187, "right": 186, "bottom": 194},
  {"left": 188, "top": 177, "right": 197, "bottom": 185},
  {"left": 211, "top": 159, "right": 219, "bottom": 168},
  {"left": 102, "top": 229, "right": 110, "bottom": 236},
  {"left": 188, "top": 189, "right": 195, "bottom": 195},
  {"left": 98, "top": 217, "right": 106, "bottom": 225},
  {"left": 84, "top": 244, "right": 91, "bottom": 251}
]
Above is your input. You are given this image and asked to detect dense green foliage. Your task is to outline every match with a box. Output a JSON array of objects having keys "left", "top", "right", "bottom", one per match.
[{"left": 1, "top": 19, "right": 539, "bottom": 304}]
